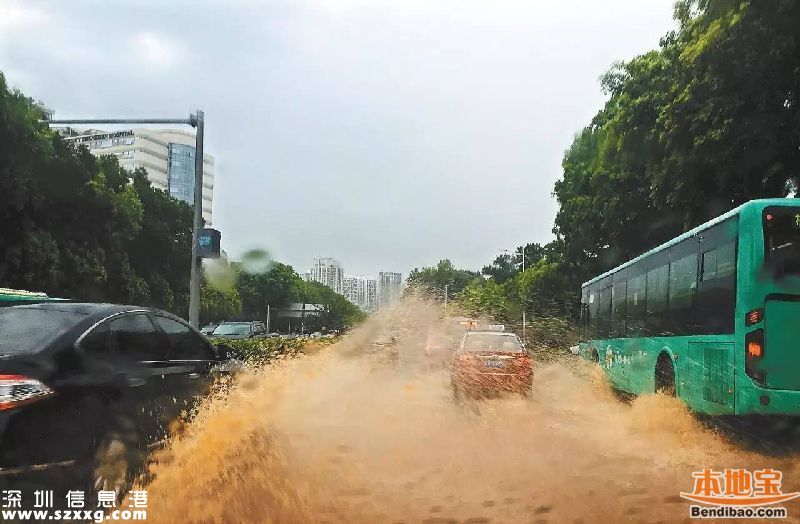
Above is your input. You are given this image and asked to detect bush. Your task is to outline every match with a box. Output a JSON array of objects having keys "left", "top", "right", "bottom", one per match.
[{"left": 211, "top": 336, "right": 338, "bottom": 366}]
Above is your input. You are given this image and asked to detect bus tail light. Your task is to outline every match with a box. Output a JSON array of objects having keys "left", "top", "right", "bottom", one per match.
[
  {"left": 745, "top": 329, "right": 765, "bottom": 386},
  {"left": 745, "top": 308, "right": 764, "bottom": 327},
  {"left": 0, "top": 375, "right": 53, "bottom": 411}
]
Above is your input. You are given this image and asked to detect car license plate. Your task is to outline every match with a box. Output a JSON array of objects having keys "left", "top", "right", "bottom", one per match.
[{"left": 484, "top": 359, "right": 505, "bottom": 368}]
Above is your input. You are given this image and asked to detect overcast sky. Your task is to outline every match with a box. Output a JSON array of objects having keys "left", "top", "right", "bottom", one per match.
[{"left": 0, "top": 0, "right": 675, "bottom": 277}]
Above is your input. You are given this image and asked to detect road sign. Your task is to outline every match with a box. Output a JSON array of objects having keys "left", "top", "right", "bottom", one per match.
[{"left": 197, "top": 228, "right": 221, "bottom": 258}]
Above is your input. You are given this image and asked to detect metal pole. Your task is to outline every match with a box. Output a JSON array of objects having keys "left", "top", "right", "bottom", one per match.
[
  {"left": 522, "top": 247, "right": 526, "bottom": 344},
  {"left": 47, "top": 118, "right": 192, "bottom": 125},
  {"left": 188, "top": 111, "right": 204, "bottom": 327}
]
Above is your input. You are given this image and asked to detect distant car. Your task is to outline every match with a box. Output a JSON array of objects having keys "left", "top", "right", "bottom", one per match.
[
  {"left": 451, "top": 330, "right": 533, "bottom": 399},
  {"left": 0, "top": 302, "right": 234, "bottom": 499},
  {"left": 200, "top": 322, "right": 218, "bottom": 336},
  {"left": 210, "top": 321, "right": 267, "bottom": 340}
]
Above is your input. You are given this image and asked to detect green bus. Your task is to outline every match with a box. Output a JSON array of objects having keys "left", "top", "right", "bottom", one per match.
[
  {"left": 578, "top": 199, "right": 800, "bottom": 415},
  {"left": 0, "top": 287, "right": 66, "bottom": 307}
]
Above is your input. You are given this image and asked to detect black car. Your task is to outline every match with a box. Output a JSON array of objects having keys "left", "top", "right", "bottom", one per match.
[
  {"left": 0, "top": 302, "right": 233, "bottom": 497},
  {"left": 210, "top": 321, "right": 267, "bottom": 340}
]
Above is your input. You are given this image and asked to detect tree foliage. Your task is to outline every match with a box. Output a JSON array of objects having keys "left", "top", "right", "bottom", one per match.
[
  {"left": 554, "top": 0, "right": 800, "bottom": 277},
  {"left": 301, "top": 280, "right": 367, "bottom": 331},
  {"left": 413, "top": 1, "right": 799, "bottom": 348},
  {"left": 0, "top": 72, "right": 192, "bottom": 313},
  {"left": 235, "top": 261, "right": 303, "bottom": 320},
  {"left": 231, "top": 261, "right": 365, "bottom": 331},
  {"left": 200, "top": 284, "right": 242, "bottom": 324},
  {"left": 406, "top": 259, "right": 481, "bottom": 301}
]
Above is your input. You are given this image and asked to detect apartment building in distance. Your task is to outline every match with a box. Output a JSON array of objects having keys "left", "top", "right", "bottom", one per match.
[
  {"left": 378, "top": 272, "right": 403, "bottom": 309},
  {"left": 306, "top": 258, "right": 401, "bottom": 313},
  {"left": 59, "top": 128, "right": 215, "bottom": 224},
  {"left": 307, "top": 257, "right": 345, "bottom": 295},
  {"left": 343, "top": 276, "right": 378, "bottom": 313}
]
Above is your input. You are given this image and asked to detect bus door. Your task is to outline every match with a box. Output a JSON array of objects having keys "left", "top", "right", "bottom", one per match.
[{"left": 692, "top": 223, "right": 738, "bottom": 413}]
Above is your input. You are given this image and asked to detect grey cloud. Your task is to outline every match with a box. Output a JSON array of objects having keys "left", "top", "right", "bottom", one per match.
[{"left": 0, "top": 0, "right": 675, "bottom": 276}]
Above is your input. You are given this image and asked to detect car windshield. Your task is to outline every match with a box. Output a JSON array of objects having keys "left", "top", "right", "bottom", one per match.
[
  {"left": 462, "top": 333, "right": 523, "bottom": 353},
  {"left": 0, "top": 307, "right": 86, "bottom": 355},
  {"left": 212, "top": 323, "right": 250, "bottom": 336}
]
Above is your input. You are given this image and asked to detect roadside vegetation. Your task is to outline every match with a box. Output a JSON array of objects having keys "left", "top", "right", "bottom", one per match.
[
  {"left": 0, "top": 72, "right": 364, "bottom": 330},
  {"left": 211, "top": 335, "right": 340, "bottom": 366},
  {"left": 408, "top": 0, "right": 800, "bottom": 352}
]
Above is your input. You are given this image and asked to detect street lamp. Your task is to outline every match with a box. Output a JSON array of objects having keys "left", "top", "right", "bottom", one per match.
[{"left": 45, "top": 112, "right": 206, "bottom": 327}]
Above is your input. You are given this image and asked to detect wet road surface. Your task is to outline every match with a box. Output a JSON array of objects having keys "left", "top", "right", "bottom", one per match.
[{"left": 137, "top": 301, "right": 800, "bottom": 523}]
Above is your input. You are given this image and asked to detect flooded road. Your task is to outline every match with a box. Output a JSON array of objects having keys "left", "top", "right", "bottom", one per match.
[{"left": 139, "top": 302, "right": 800, "bottom": 523}]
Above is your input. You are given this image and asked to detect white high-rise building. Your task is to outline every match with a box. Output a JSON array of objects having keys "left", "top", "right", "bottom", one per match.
[
  {"left": 364, "top": 278, "right": 378, "bottom": 312},
  {"left": 60, "top": 128, "right": 215, "bottom": 224},
  {"left": 308, "top": 258, "right": 344, "bottom": 294},
  {"left": 378, "top": 272, "right": 403, "bottom": 309},
  {"left": 343, "top": 277, "right": 358, "bottom": 302},
  {"left": 343, "top": 276, "right": 378, "bottom": 313}
]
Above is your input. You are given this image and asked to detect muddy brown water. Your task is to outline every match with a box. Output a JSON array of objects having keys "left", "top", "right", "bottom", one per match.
[{"left": 138, "top": 301, "right": 800, "bottom": 523}]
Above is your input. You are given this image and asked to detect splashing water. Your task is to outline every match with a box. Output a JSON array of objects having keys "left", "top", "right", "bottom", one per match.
[{"left": 139, "top": 300, "right": 800, "bottom": 523}]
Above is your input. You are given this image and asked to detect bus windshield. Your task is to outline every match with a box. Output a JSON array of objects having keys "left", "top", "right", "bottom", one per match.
[{"left": 764, "top": 208, "right": 800, "bottom": 274}]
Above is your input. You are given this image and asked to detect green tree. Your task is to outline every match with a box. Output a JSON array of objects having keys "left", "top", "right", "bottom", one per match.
[
  {"left": 406, "top": 259, "right": 481, "bottom": 301},
  {"left": 554, "top": 0, "right": 800, "bottom": 280},
  {"left": 301, "top": 280, "right": 366, "bottom": 331},
  {"left": 0, "top": 71, "right": 194, "bottom": 315},
  {"left": 481, "top": 243, "right": 549, "bottom": 283},
  {"left": 515, "top": 259, "right": 576, "bottom": 319},
  {"left": 456, "top": 278, "right": 511, "bottom": 321},
  {"left": 235, "top": 262, "right": 304, "bottom": 321},
  {"left": 201, "top": 284, "right": 242, "bottom": 324}
]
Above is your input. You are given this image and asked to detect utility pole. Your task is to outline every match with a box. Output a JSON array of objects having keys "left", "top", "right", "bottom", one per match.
[
  {"left": 522, "top": 245, "right": 527, "bottom": 344},
  {"left": 188, "top": 111, "right": 204, "bottom": 328},
  {"left": 46, "top": 112, "right": 206, "bottom": 327}
]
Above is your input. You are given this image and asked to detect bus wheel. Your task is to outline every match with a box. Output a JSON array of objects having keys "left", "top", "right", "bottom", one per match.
[{"left": 655, "top": 353, "right": 676, "bottom": 397}]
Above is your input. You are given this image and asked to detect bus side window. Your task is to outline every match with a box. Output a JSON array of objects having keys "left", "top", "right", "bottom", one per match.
[
  {"left": 611, "top": 281, "right": 626, "bottom": 338},
  {"left": 645, "top": 265, "right": 669, "bottom": 336},
  {"left": 587, "top": 287, "right": 598, "bottom": 340},
  {"left": 697, "top": 242, "right": 736, "bottom": 334},
  {"left": 597, "top": 287, "right": 612, "bottom": 339},
  {"left": 580, "top": 287, "right": 589, "bottom": 342},
  {"left": 669, "top": 252, "right": 698, "bottom": 335},
  {"left": 626, "top": 273, "right": 646, "bottom": 337},
  {"left": 716, "top": 242, "right": 736, "bottom": 277}
]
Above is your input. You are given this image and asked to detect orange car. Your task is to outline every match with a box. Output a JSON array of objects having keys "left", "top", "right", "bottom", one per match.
[{"left": 451, "top": 330, "right": 532, "bottom": 399}]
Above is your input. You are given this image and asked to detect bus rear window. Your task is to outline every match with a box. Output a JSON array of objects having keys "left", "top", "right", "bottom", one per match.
[{"left": 764, "top": 207, "right": 800, "bottom": 274}]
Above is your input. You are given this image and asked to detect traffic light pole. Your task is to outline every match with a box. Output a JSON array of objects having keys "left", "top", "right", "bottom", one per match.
[
  {"left": 46, "top": 112, "right": 205, "bottom": 327},
  {"left": 188, "top": 111, "right": 204, "bottom": 327}
]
